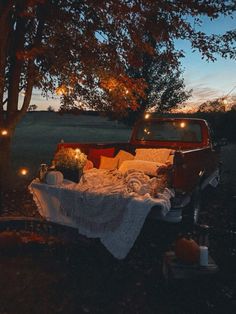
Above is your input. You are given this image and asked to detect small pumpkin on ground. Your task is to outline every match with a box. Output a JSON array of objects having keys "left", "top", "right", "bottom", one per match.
[{"left": 175, "top": 236, "right": 200, "bottom": 264}]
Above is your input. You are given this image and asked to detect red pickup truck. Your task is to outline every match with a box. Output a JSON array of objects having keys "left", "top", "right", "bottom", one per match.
[{"left": 56, "top": 116, "right": 220, "bottom": 225}]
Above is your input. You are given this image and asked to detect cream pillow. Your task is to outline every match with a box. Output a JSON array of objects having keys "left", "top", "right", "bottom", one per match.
[
  {"left": 115, "top": 150, "right": 134, "bottom": 167},
  {"left": 135, "top": 148, "right": 173, "bottom": 164},
  {"left": 119, "top": 160, "right": 165, "bottom": 176},
  {"left": 99, "top": 155, "right": 118, "bottom": 170}
]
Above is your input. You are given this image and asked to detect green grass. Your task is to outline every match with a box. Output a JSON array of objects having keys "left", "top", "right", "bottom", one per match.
[{"left": 11, "top": 112, "right": 131, "bottom": 175}]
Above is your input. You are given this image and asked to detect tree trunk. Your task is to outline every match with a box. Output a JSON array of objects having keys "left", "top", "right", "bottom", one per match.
[
  {"left": 0, "top": 134, "right": 13, "bottom": 211},
  {"left": 0, "top": 134, "right": 13, "bottom": 184}
]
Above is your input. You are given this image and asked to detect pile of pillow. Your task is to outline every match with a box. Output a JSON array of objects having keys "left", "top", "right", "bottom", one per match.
[
  {"left": 99, "top": 150, "right": 134, "bottom": 170},
  {"left": 99, "top": 148, "right": 174, "bottom": 177}
]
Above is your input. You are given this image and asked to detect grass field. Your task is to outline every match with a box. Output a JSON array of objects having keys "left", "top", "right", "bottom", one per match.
[{"left": 11, "top": 112, "right": 131, "bottom": 175}]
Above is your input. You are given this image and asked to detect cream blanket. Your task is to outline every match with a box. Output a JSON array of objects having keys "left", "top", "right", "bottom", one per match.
[{"left": 29, "top": 169, "right": 174, "bottom": 259}]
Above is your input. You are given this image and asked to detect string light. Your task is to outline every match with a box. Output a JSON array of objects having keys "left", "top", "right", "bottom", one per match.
[
  {"left": 55, "top": 85, "right": 67, "bottom": 96},
  {"left": 55, "top": 84, "right": 74, "bottom": 96},
  {"left": 19, "top": 168, "right": 29, "bottom": 176},
  {"left": 144, "top": 113, "right": 150, "bottom": 119},
  {"left": 180, "top": 122, "right": 186, "bottom": 128},
  {"left": 1, "top": 129, "right": 8, "bottom": 136},
  {"left": 222, "top": 99, "right": 228, "bottom": 105}
]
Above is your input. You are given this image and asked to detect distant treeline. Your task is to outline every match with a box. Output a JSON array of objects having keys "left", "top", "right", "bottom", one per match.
[
  {"left": 88, "top": 110, "right": 236, "bottom": 141},
  {"left": 28, "top": 110, "right": 236, "bottom": 142}
]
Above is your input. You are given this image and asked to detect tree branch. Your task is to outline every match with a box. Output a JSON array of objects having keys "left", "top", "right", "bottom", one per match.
[
  {"left": 7, "top": 7, "right": 26, "bottom": 114},
  {"left": 20, "top": 62, "right": 35, "bottom": 116},
  {"left": 9, "top": 5, "right": 46, "bottom": 127},
  {"left": 0, "top": 1, "right": 14, "bottom": 23},
  {"left": 0, "top": 2, "right": 13, "bottom": 112},
  {"left": 7, "top": 62, "right": 35, "bottom": 129}
]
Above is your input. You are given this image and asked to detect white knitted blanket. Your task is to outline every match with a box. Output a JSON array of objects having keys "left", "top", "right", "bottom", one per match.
[{"left": 29, "top": 169, "right": 174, "bottom": 259}]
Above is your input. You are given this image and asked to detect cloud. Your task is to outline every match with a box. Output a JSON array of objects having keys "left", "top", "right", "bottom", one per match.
[{"left": 187, "top": 84, "right": 223, "bottom": 105}]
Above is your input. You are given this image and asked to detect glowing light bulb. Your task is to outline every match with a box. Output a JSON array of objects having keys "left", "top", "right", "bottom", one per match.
[
  {"left": 55, "top": 85, "right": 67, "bottom": 96},
  {"left": 222, "top": 99, "right": 228, "bottom": 105},
  {"left": 75, "top": 148, "right": 80, "bottom": 160},
  {"left": 20, "top": 168, "right": 28, "bottom": 176},
  {"left": 144, "top": 113, "right": 150, "bottom": 119},
  {"left": 1, "top": 129, "right": 8, "bottom": 136},
  {"left": 180, "top": 122, "right": 186, "bottom": 128}
]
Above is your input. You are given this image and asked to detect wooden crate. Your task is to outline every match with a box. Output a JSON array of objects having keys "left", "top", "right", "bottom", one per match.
[{"left": 162, "top": 251, "right": 219, "bottom": 286}]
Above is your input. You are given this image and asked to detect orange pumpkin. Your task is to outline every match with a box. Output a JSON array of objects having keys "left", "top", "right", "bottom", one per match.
[{"left": 175, "top": 237, "right": 200, "bottom": 264}]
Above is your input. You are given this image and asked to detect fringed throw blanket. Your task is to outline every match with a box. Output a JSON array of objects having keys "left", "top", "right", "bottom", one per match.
[{"left": 29, "top": 169, "right": 174, "bottom": 259}]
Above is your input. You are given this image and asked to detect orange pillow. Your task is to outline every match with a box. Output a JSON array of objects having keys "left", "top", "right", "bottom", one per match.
[
  {"left": 88, "top": 147, "right": 115, "bottom": 168},
  {"left": 99, "top": 156, "right": 118, "bottom": 170},
  {"left": 115, "top": 150, "right": 134, "bottom": 168}
]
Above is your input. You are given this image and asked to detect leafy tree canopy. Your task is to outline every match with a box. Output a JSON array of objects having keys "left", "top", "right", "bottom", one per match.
[
  {"left": 0, "top": 0, "right": 236, "bottom": 185},
  {"left": 1, "top": 0, "right": 236, "bottom": 127},
  {"left": 119, "top": 58, "right": 193, "bottom": 123}
]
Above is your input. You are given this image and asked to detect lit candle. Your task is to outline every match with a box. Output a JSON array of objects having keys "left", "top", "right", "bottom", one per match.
[
  {"left": 199, "top": 246, "right": 208, "bottom": 266},
  {"left": 75, "top": 148, "right": 80, "bottom": 161}
]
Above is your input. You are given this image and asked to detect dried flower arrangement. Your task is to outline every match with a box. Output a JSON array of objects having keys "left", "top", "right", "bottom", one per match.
[{"left": 54, "top": 147, "right": 87, "bottom": 170}]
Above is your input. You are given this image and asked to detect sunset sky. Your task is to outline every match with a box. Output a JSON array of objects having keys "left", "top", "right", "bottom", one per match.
[
  {"left": 27, "top": 13, "right": 236, "bottom": 111},
  {"left": 177, "top": 13, "right": 236, "bottom": 110}
]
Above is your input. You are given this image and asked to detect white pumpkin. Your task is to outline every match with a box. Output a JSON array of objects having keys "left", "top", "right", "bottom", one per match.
[{"left": 46, "top": 171, "right": 64, "bottom": 185}]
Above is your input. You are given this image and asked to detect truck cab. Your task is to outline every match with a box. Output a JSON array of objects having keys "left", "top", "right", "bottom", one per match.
[{"left": 130, "top": 116, "right": 220, "bottom": 224}]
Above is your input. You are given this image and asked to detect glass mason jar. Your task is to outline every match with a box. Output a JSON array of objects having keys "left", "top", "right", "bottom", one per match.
[{"left": 38, "top": 163, "right": 48, "bottom": 182}]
